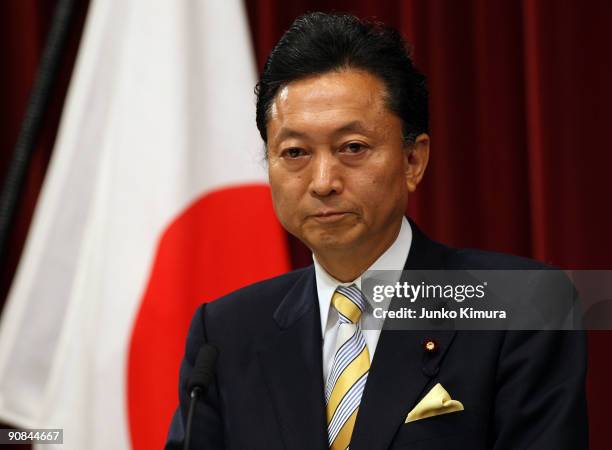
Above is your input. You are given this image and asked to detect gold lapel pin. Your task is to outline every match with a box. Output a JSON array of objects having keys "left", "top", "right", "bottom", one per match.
[{"left": 424, "top": 339, "right": 438, "bottom": 353}]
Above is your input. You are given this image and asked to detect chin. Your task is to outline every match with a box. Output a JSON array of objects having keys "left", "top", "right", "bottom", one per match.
[
  {"left": 307, "top": 233, "right": 359, "bottom": 253},
  {"left": 299, "top": 222, "right": 363, "bottom": 251}
]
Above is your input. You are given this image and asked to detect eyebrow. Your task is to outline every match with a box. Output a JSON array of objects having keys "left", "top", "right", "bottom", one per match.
[
  {"left": 334, "top": 120, "right": 371, "bottom": 136},
  {"left": 274, "top": 120, "right": 372, "bottom": 144},
  {"left": 274, "top": 128, "right": 308, "bottom": 143}
]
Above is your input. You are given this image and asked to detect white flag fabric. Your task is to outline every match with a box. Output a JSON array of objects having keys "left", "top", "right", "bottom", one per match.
[{"left": 0, "top": 1, "right": 289, "bottom": 449}]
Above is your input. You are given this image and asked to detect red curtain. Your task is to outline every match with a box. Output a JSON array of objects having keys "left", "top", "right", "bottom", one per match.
[{"left": 1, "top": 0, "right": 611, "bottom": 448}]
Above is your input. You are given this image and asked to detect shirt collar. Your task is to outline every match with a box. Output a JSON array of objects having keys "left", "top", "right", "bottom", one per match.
[{"left": 313, "top": 216, "right": 413, "bottom": 331}]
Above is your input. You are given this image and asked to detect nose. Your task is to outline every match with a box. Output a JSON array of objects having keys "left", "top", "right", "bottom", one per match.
[{"left": 309, "top": 151, "right": 343, "bottom": 197}]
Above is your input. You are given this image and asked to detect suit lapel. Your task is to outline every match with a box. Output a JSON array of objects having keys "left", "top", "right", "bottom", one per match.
[
  {"left": 257, "top": 268, "right": 328, "bottom": 450},
  {"left": 350, "top": 220, "right": 458, "bottom": 450}
]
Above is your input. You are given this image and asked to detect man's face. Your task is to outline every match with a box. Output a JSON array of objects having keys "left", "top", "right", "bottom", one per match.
[{"left": 266, "top": 69, "right": 427, "bottom": 259}]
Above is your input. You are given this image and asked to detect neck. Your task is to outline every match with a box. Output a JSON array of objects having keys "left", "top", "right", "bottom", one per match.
[{"left": 314, "top": 221, "right": 402, "bottom": 282}]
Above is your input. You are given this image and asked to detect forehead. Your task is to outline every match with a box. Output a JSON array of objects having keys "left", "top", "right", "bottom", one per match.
[{"left": 267, "top": 70, "right": 396, "bottom": 142}]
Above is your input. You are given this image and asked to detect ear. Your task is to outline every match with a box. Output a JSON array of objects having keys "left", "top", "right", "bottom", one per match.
[{"left": 404, "top": 133, "right": 430, "bottom": 192}]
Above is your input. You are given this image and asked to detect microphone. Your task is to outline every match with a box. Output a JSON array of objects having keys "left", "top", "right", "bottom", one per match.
[{"left": 184, "top": 344, "right": 219, "bottom": 450}]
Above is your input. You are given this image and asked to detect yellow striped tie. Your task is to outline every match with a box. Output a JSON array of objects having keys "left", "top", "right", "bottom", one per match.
[{"left": 326, "top": 285, "right": 370, "bottom": 450}]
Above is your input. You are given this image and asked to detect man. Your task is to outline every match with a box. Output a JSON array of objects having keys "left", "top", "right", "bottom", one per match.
[{"left": 166, "top": 12, "right": 587, "bottom": 450}]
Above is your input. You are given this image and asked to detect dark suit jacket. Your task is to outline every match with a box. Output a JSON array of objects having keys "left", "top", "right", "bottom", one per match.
[{"left": 165, "top": 221, "right": 588, "bottom": 450}]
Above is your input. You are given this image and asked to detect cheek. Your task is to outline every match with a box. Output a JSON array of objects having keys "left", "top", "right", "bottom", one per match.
[
  {"left": 269, "top": 185, "right": 290, "bottom": 217},
  {"left": 268, "top": 173, "right": 301, "bottom": 222},
  {"left": 357, "top": 167, "right": 407, "bottom": 213}
]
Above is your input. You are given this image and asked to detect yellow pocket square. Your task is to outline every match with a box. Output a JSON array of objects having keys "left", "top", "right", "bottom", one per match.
[{"left": 405, "top": 383, "right": 464, "bottom": 423}]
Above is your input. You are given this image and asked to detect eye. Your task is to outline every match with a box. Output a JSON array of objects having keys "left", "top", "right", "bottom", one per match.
[
  {"left": 342, "top": 142, "right": 368, "bottom": 154},
  {"left": 281, "top": 147, "right": 307, "bottom": 159}
]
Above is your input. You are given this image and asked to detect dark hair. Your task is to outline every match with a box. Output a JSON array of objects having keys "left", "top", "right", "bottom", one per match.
[{"left": 255, "top": 12, "right": 428, "bottom": 146}]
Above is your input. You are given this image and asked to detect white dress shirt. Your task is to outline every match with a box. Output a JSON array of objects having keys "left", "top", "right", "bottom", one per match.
[{"left": 314, "top": 217, "right": 412, "bottom": 383}]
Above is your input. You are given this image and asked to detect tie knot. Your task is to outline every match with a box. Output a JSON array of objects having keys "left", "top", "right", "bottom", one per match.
[{"left": 332, "top": 284, "right": 366, "bottom": 324}]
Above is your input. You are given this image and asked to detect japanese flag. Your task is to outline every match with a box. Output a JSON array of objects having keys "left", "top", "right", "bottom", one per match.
[{"left": 0, "top": 1, "right": 289, "bottom": 449}]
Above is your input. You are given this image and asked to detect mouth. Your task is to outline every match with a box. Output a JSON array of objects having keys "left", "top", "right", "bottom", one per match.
[{"left": 309, "top": 210, "right": 352, "bottom": 223}]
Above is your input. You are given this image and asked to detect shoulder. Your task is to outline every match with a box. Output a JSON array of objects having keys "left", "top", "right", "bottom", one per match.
[
  {"left": 407, "top": 219, "right": 551, "bottom": 270},
  {"left": 195, "top": 266, "right": 313, "bottom": 338},
  {"left": 442, "top": 246, "right": 571, "bottom": 297},
  {"left": 205, "top": 266, "right": 311, "bottom": 315},
  {"left": 180, "top": 267, "right": 314, "bottom": 371},
  {"left": 445, "top": 247, "right": 551, "bottom": 270}
]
